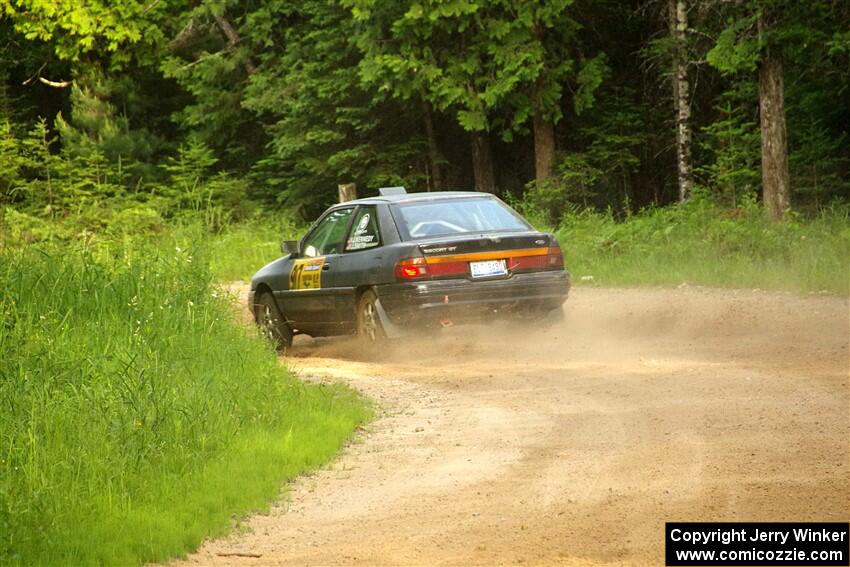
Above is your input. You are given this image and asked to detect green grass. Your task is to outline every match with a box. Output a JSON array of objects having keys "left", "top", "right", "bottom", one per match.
[
  {"left": 204, "top": 215, "right": 304, "bottom": 282},
  {"left": 0, "top": 239, "right": 371, "bottom": 565},
  {"left": 553, "top": 199, "right": 850, "bottom": 295}
]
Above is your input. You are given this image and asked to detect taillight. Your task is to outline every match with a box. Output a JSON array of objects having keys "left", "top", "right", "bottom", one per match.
[
  {"left": 506, "top": 245, "right": 564, "bottom": 272},
  {"left": 395, "top": 257, "right": 431, "bottom": 280},
  {"left": 547, "top": 245, "right": 564, "bottom": 268}
]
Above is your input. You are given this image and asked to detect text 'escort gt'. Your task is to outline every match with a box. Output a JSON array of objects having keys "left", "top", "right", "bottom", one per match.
[{"left": 249, "top": 187, "right": 571, "bottom": 348}]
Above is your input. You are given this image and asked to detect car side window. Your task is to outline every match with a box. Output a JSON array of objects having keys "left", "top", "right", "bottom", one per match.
[
  {"left": 344, "top": 206, "right": 381, "bottom": 252},
  {"left": 302, "top": 208, "right": 354, "bottom": 257}
]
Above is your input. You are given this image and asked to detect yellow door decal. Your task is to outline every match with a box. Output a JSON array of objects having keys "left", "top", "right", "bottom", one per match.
[{"left": 289, "top": 257, "right": 324, "bottom": 290}]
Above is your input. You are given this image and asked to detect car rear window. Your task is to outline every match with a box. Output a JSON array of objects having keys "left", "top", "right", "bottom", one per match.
[{"left": 393, "top": 198, "right": 530, "bottom": 240}]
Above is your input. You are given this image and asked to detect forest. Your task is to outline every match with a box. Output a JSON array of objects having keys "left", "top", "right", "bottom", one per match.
[{"left": 1, "top": 0, "right": 848, "bottom": 228}]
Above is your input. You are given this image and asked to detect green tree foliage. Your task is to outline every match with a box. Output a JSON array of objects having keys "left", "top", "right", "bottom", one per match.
[
  {"left": 159, "top": 1, "right": 430, "bottom": 213},
  {"left": 161, "top": 138, "right": 250, "bottom": 226},
  {"left": 704, "top": 0, "right": 850, "bottom": 208},
  {"left": 526, "top": 86, "right": 646, "bottom": 221},
  {"left": 0, "top": 119, "right": 28, "bottom": 204},
  {"left": 240, "top": 1, "right": 426, "bottom": 212},
  {"left": 348, "top": 0, "right": 606, "bottom": 139},
  {"left": 3, "top": 0, "right": 177, "bottom": 68},
  {"left": 697, "top": 82, "right": 762, "bottom": 207},
  {"left": 15, "top": 119, "right": 63, "bottom": 210},
  {"left": 0, "top": 88, "right": 242, "bottom": 237},
  {"left": 56, "top": 83, "right": 158, "bottom": 168},
  {"left": 1, "top": 0, "right": 848, "bottom": 224},
  {"left": 160, "top": 2, "right": 262, "bottom": 170}
]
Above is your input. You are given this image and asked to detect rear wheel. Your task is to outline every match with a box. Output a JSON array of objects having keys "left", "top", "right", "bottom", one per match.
[
  {"left": 254, "top": 292, "right": 293, "bottom": 350},
  {"left": 356, "top": 290, "right": 386, "bottom": 344}
]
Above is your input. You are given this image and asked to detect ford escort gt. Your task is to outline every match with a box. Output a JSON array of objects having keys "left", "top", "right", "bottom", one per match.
[{"left": 249, "top": 187, "right": 571, "bottom": 348}]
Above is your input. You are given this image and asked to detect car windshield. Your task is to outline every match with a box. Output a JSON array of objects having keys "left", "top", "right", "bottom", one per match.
[{"left": 393, "top": 198, "right": 531, "bottom": 240}]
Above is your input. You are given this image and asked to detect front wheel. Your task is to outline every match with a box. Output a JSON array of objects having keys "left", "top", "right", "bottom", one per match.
[
  {"left": 356, "top": 289, "right": 386, "bottom": 344},
  {"left": 254, "top": 292, "right": 293, "bottom": 350}
]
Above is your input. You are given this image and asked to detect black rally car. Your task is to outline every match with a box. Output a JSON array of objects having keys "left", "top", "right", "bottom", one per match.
[{"left": 249, "top": 188, "right": 571, "bottom": 347}]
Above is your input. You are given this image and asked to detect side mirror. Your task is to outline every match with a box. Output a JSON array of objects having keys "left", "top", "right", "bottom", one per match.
[{"left": 281, "top": 239, "right": 300, "bottom": 257}]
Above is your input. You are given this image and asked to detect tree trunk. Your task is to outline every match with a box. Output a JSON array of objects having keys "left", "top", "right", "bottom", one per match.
[
  {"left": 470, "top": 131, "right": 497, "bottom": 193},
  {"left": 758, "top": 19, "right": 791, "bottom": 221},
  {"left": 533, "top": 108, "right": 556, "bottom": 181},
  {"left": 670, "top": 0, "right": 692, "bottom": 202}
]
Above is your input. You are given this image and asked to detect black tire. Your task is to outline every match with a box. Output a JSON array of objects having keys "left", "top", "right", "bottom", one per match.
[
  {"left": 356, "top": 289, "right": 386, "bottom": 344},
  {"left": 254, "top": 292, "right": 293, "bottom": 350}
]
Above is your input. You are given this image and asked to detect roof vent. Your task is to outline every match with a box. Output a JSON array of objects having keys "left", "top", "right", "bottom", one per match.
[{"left": 378, "top": 186, "right": 407, "bottom": 196}]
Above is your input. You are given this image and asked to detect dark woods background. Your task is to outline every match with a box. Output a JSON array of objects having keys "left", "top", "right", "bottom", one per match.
[{"left": 1, "top": 0, "right": 848, "bottom": 227}]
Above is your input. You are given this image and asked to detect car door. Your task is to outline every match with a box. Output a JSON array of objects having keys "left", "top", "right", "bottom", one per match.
[
  {"left": 330, "top": 204, "right": 385, "bottom": 329},
  {"left": 281, "top": 206, "right": 355, "bottom": 332}
]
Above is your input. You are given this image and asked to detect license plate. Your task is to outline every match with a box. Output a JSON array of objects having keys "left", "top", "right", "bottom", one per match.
[{"left": 469, "top": 259, "right": 507, "bottom": 278}]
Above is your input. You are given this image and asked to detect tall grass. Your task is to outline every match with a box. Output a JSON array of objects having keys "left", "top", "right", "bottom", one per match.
[
  {"left": 0, "top": 240, "right": 371, "bottom": 565},
  {"left": 553, "top": 199, "right": 850, "bottom": 295},
  {"left": 204, "top": 215, "right": 304, "bottom": 282}
]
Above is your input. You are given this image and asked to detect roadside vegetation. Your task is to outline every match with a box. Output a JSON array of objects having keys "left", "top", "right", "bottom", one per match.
[
  {"left": 549, "top": 198, "right": 850, "bottom": 295},
  {"left": 203, "top": 202, "right": 850, "bottom": 295},
  {"left": 0, "top": 239, "right": 371, "bottom": 565},
  {"left": 205, "top": 217, "right": 303, "bottom": 282}
]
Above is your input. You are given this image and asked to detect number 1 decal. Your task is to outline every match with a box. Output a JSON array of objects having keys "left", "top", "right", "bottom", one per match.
[{"left": 289, "top": 257, "right": 324, "bottom": 290}]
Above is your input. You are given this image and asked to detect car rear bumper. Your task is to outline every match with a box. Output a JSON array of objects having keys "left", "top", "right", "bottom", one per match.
[{"left": 376, "top": 269, "right": 570, "bottom": 326}]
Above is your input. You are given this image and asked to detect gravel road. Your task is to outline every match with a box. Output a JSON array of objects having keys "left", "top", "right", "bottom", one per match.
[{"left": 176, "top": 285, "right": 849, "bottom": 566}]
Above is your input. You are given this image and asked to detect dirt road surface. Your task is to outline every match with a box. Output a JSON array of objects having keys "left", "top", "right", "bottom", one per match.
[{"left": 177, "top": 285, "right": 849, "bottom": 566}]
